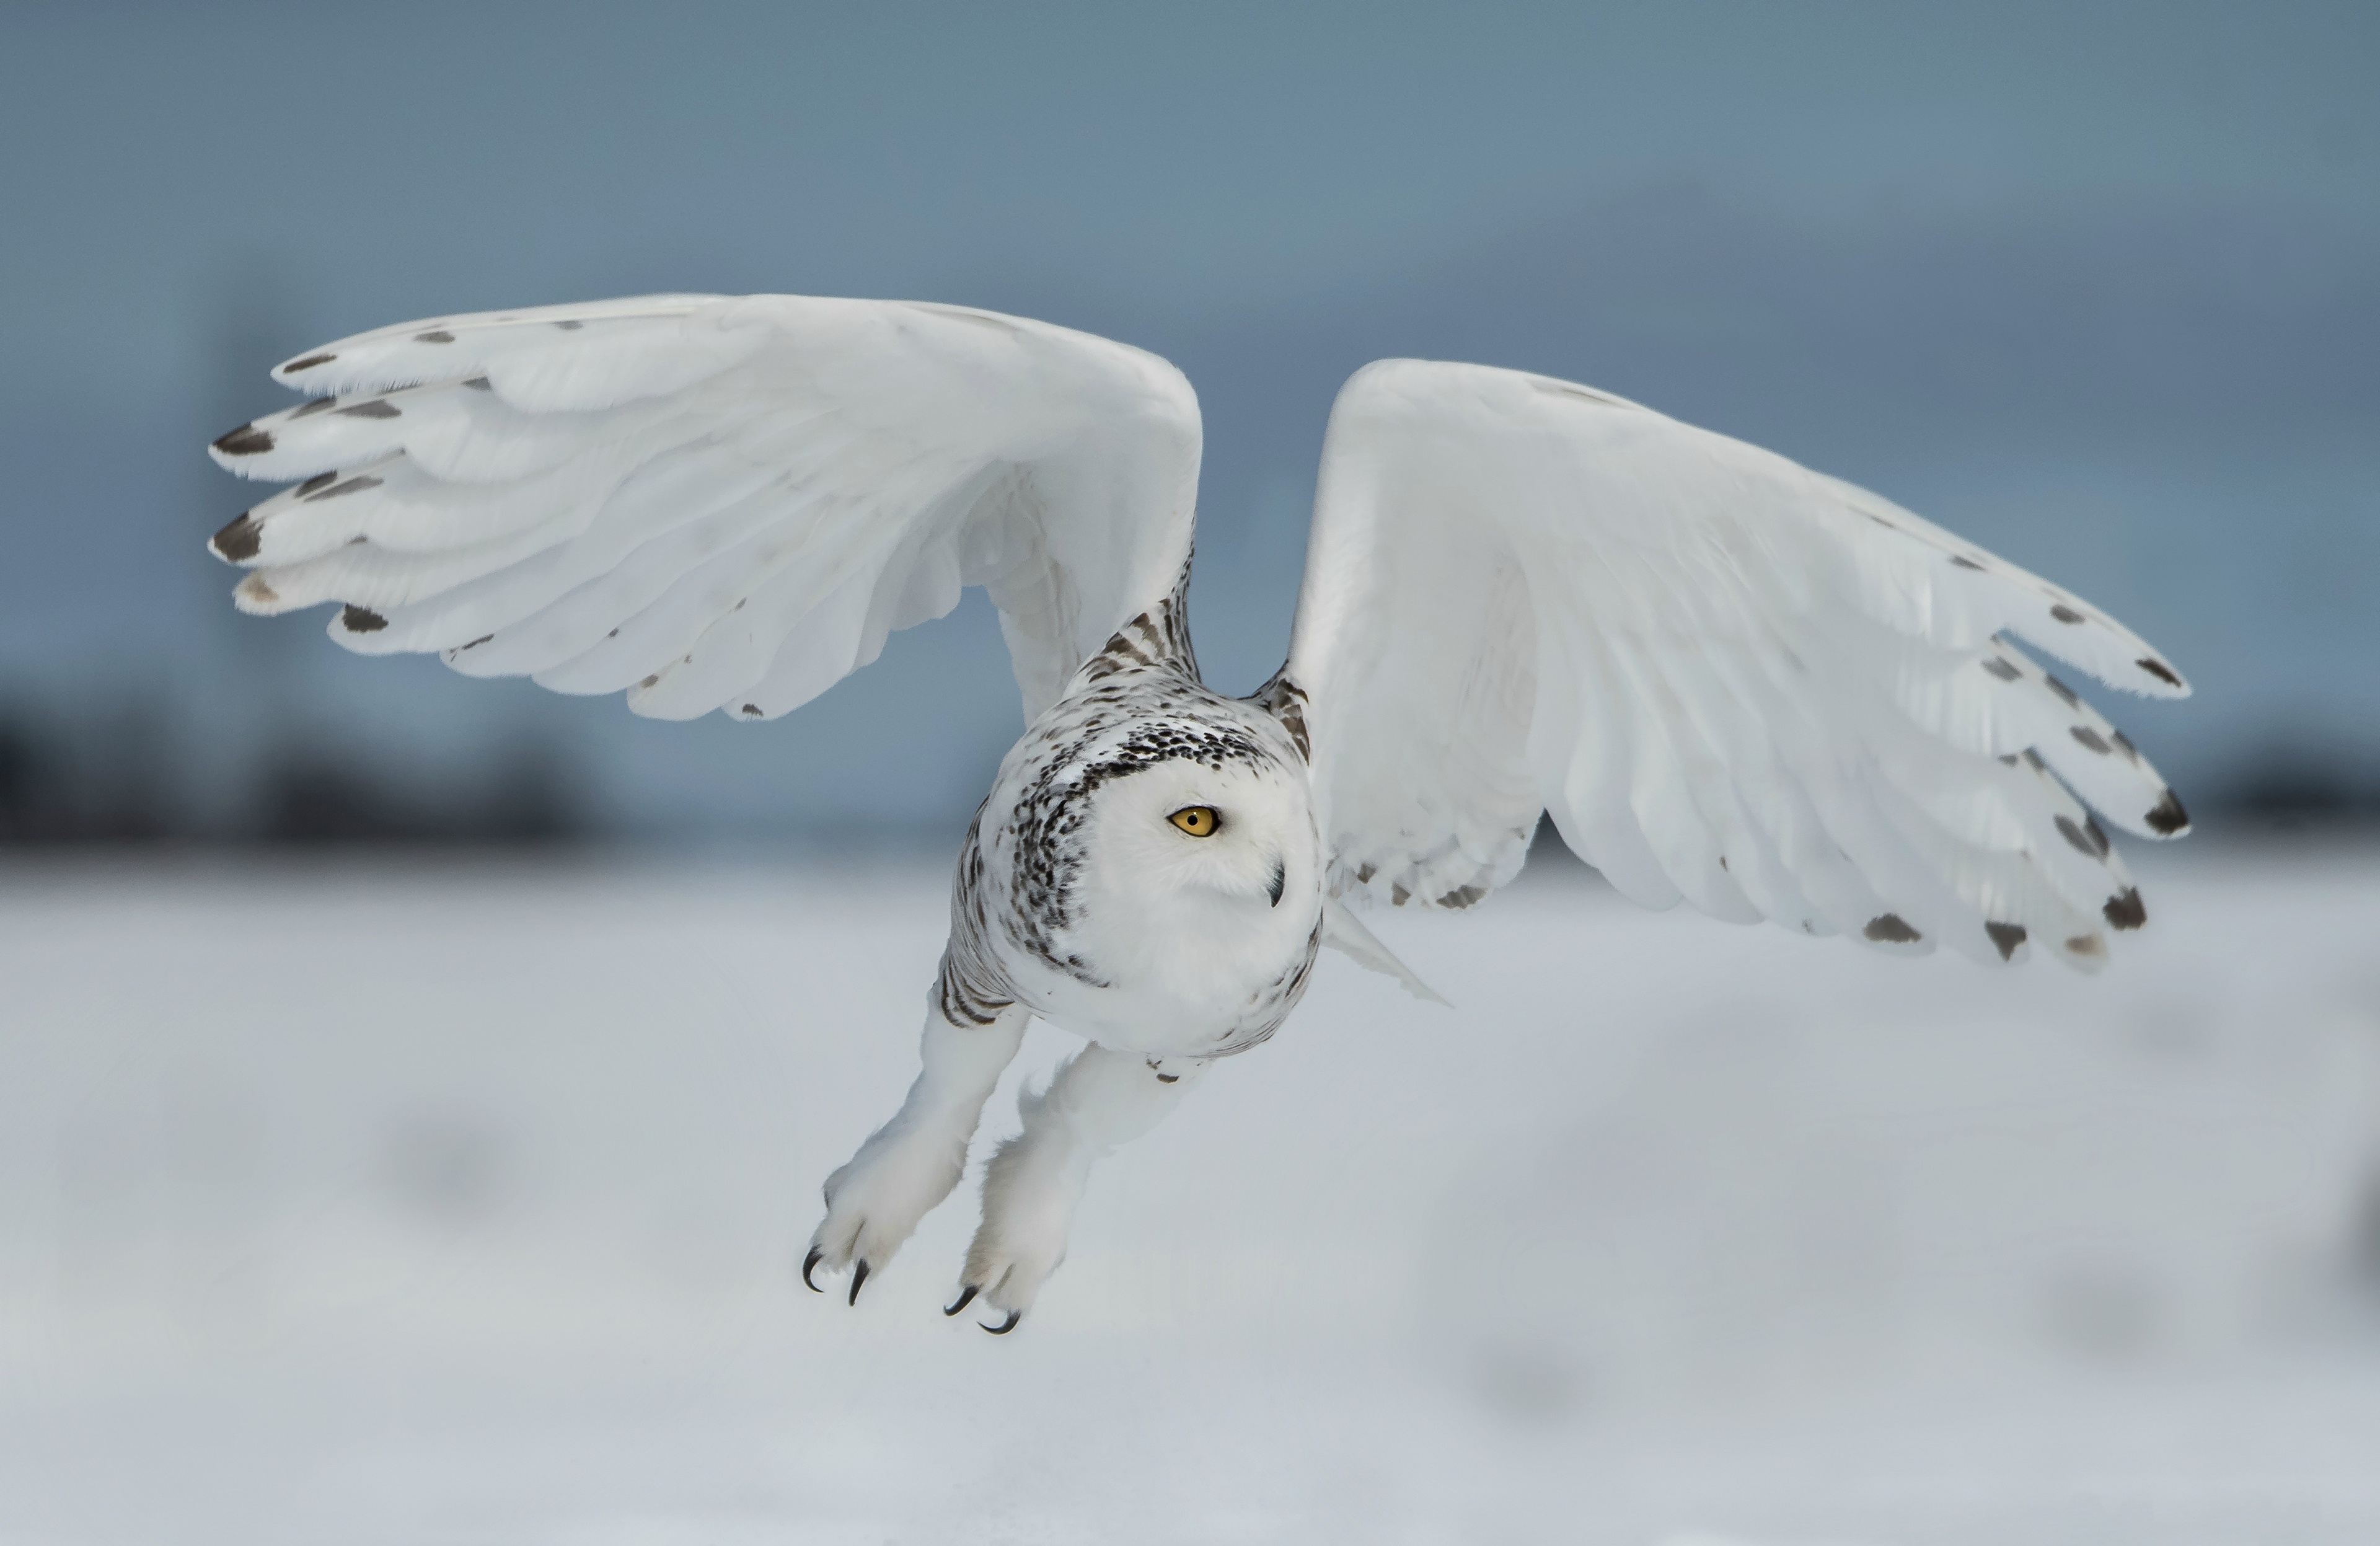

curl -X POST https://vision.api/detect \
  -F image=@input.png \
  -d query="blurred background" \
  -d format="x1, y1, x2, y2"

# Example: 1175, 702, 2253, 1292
5, 0, 2378, 841
2, 3, 2377, 1542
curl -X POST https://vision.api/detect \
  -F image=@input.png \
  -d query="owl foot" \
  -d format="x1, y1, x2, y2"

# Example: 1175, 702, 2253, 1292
944, 1040, 1210, 1331
804, 1120, 971, 1303
950, 1127, 1086, 1328
803, 1007, 1031, 1308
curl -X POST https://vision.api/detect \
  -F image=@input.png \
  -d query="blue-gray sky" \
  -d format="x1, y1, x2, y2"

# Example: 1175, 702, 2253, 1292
3, 1, 2374, 836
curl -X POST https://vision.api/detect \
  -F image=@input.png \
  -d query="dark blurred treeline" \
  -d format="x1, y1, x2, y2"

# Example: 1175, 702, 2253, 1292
2, 690, 2371, 849
0, 699, 579, 847
2221, 741, 2380, 832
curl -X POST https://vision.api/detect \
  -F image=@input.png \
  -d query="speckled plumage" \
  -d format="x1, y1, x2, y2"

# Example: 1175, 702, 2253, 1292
941, 568, 1324, 1058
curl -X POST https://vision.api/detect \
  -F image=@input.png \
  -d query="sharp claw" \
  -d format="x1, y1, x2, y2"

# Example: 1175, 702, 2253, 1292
981, 1310, 1022, 1335
801, 1247, 824, 1293
944, 1285, 979, 1317
847, 1259, 870, 1306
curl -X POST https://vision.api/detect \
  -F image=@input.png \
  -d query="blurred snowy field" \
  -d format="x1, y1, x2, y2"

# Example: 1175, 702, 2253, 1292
1, 845, 2377, 1545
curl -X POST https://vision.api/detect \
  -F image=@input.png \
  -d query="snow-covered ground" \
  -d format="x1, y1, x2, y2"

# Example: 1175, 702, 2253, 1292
2, 845, 2376, 1545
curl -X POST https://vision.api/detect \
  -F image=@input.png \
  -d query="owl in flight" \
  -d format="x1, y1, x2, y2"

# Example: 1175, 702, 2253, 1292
205, 295, 2190, 1332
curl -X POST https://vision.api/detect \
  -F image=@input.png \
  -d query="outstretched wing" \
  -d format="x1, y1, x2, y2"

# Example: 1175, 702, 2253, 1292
206, 295, 1200, 722
1280, 360, 2192, 970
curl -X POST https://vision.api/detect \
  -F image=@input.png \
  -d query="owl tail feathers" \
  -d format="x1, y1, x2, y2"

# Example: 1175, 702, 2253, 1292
1321, 896, 1450, 1007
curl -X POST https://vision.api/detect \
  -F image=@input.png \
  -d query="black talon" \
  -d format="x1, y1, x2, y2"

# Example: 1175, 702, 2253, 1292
801, 1247, 824, 1293
981, 1310, 1022, 1335
847, 1259, 870, 1306
944, 1285, 979, 1317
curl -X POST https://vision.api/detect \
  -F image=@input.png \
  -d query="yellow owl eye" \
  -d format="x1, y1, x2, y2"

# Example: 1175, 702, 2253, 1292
1168, 805, 1219, 837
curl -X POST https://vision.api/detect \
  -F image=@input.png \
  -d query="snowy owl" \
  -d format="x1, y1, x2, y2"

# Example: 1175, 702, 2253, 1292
204, 294, 2191, 1332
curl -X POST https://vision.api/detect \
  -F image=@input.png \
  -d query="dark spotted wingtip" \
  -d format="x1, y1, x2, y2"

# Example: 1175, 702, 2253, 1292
2136, 656, 2184, 690
278, 352, 337, 375
2102, 888, 2148, 931
1984, 921, 2028, 961
2144, 789, 2190, 837
413, 329, 456, 344
1864, 913, 1922, 944
210, 513, 263, 563
338, 604, 388, 634
211, 423, 274, 457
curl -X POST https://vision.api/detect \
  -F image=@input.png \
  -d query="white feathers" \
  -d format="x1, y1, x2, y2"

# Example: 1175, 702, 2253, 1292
1284, 358, 2190, 971
211, 295, 1201, 723
266, 294, 749, 407
1321, 895, 1449, 1004
206, 298, 2192, 973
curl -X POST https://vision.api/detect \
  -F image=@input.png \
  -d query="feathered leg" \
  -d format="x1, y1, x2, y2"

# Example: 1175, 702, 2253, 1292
804, 1000, 1029, 1304
951, 1042, 1210, 1332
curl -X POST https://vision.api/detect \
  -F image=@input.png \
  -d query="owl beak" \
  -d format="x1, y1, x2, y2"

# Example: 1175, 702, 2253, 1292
1266, 857, 1285, 908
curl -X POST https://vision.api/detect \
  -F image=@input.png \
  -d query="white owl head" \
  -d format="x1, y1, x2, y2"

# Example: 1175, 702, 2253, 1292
1084, 753, 1312, 919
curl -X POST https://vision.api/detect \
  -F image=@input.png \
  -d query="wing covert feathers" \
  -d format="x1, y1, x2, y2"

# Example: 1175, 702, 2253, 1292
208, 294, 1202, 724
1285, 358, 2190, 971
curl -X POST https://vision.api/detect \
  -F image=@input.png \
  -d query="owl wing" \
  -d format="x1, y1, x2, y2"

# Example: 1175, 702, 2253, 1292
206, 294, 1201, 723
1279, 359, 2192, 970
